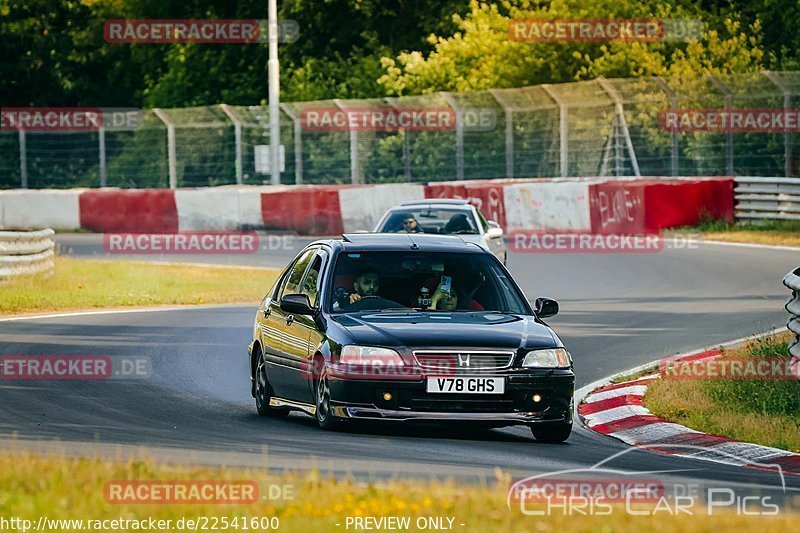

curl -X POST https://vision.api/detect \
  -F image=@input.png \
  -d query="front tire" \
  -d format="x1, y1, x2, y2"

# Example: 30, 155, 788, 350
530, 422, 572, 443
254, 348, 289, 418
315, 365, 342, 430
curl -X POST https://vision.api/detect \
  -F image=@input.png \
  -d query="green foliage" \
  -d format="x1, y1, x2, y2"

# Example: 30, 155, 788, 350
379, 0, 766, 95
703, 337, 799, 417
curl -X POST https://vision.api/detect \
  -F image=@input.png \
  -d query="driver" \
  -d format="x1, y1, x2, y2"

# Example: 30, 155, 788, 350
335, 268, 380, 308
401, 214, 423, 233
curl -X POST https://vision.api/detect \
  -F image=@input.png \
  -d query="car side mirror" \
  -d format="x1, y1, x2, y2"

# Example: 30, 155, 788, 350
534, 297, 559, 318
486, 221, 503, 239
280, 293, 315, 315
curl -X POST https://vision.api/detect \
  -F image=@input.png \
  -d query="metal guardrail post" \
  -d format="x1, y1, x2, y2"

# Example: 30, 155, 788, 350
542, 84, 568, 177
783, 266, 800, 378
219, 104, 244, 185
0, 228, 55, 278
153, 108, 178, 189
764, 71, 794, 178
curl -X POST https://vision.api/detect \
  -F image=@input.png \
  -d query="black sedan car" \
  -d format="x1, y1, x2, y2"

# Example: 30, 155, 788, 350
248, 233, 574, 442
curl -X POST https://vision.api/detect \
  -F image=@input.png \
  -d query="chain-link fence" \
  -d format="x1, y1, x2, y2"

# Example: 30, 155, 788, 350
2, 71, 798, 189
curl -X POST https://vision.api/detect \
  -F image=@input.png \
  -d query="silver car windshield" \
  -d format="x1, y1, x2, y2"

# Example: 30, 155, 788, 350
378, 208, 479, 235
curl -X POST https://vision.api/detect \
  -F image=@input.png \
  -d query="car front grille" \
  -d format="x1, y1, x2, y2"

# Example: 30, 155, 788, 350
412, 350, 515, 371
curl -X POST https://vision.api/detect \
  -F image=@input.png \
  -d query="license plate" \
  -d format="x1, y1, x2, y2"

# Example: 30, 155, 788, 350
426, 377, 504, 394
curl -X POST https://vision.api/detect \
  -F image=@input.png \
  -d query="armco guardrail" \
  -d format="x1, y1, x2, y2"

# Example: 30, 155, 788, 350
785, 267, 800, 378
0, 228, 55, 278
735, 177, 800, 222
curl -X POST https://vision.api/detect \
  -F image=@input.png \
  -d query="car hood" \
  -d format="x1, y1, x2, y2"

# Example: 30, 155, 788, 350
331, 311, 556, 350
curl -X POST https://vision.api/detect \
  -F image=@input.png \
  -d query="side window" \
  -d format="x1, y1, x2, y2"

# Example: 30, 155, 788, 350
280, 249, 316, 298
476, 209, 489, 232
301, 254, 324, 306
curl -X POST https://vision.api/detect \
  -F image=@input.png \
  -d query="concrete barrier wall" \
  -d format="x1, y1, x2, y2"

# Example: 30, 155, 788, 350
339, 183, 425, 232
0, 189, 83, 230
0, 178, 735, 235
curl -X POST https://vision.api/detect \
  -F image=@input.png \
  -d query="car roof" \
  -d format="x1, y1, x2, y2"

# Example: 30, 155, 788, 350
310, 233, 488, 254
399, 199, 471, 207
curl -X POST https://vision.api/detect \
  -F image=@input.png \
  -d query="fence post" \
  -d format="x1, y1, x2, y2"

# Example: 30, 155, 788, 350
153, 108, 177, 189
654, 78, 679, 177
710, 76, 734, 176
98, 126, 107, 187
440, 92, 464, 180
385, 98, 412, 181
19, 129, 28, 188
489, 89, 514, 179
219, 104, 244, 185
333, 99, 361, 184
542, 85, 568, 177
598, 77, 641, 177
279, 104, 303, 184
764, 71, 793, 178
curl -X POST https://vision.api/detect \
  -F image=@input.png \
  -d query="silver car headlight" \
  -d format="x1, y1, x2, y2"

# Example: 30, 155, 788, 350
521, 348, 571, 368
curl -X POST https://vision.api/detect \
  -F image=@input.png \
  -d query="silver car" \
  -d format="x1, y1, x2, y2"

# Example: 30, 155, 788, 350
373, 199, 507, 264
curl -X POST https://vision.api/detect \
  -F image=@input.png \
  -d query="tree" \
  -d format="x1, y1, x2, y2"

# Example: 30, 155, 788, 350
379, 0, 766, 95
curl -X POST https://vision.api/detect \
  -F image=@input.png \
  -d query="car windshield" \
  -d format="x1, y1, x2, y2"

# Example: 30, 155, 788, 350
377, 208, 479, 235
328, 251, 528, 314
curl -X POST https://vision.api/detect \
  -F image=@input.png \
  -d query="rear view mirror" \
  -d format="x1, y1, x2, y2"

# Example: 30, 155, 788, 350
534, 297, 559, 318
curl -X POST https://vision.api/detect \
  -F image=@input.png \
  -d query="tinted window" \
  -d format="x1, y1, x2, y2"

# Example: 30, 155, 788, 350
281, 249, 316, 297
301, 254, 324, 305
328, 251, 528, 314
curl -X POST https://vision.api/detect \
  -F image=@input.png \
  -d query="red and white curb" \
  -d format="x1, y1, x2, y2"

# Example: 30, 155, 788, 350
575, 329, 800, 476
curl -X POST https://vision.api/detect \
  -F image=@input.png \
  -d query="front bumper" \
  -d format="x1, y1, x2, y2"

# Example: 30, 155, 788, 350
328, 369, 574, 426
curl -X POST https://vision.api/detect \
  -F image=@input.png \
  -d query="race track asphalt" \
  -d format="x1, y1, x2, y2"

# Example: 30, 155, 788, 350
1, 235, 798, 493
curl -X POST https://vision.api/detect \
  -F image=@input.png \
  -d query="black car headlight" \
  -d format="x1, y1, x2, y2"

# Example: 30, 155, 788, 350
521, 348, 571, 368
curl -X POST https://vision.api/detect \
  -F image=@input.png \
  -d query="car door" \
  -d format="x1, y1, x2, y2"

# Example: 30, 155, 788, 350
281, 248, 328, 403
262, 248, 316, 399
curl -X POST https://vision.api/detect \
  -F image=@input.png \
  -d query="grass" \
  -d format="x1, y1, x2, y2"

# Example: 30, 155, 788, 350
0, 257, 279, 315
674, 219, 800, 247
1, 452, 798, 532
644, 333, 800, 453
